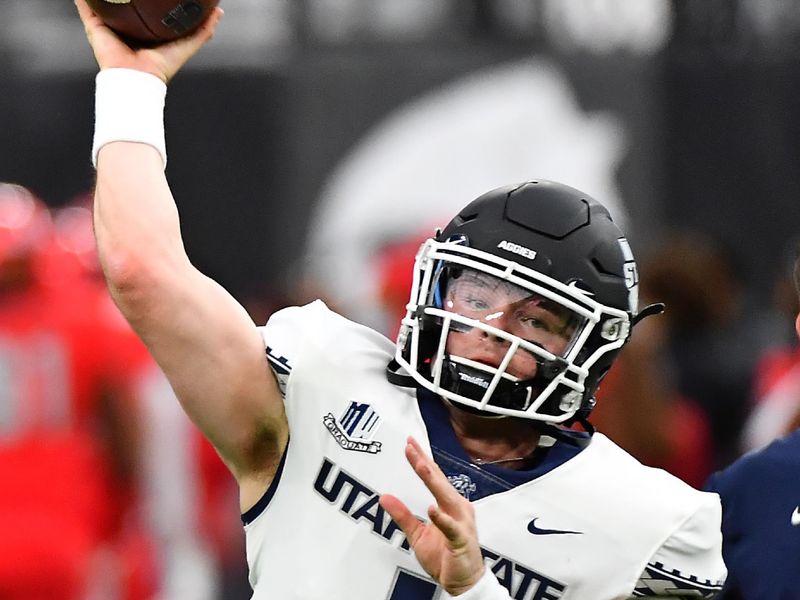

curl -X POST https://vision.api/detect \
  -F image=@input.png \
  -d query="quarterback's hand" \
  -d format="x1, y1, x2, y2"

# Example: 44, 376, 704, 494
75, 0, 223, 83
379, 437, 485, 596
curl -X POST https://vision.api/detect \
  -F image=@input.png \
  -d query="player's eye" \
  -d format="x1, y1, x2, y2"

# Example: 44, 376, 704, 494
518, 315, 548, 330
514, 308, 575, 341
462, 295, 490, 311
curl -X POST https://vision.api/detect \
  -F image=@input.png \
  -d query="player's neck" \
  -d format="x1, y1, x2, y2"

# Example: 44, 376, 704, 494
443, 402, 541, 470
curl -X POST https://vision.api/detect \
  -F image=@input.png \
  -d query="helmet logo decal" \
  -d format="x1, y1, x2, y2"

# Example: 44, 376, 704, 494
617, 237, 639, 312
496, 240, 537, 260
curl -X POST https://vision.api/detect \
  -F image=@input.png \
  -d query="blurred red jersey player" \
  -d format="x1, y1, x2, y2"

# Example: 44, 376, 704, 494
0, 184, 155, 600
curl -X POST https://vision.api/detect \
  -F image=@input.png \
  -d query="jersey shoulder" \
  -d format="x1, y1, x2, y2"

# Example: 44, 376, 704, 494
263, 300, 394, 354
259, 300, 397, 395
589, 433, 716, 504
586, 435, 726, 596
585, 434, 724, 552
539, 433, 723, 549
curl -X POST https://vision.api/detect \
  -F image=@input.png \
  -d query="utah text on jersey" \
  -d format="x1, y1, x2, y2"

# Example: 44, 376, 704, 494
314, 457, 567, 599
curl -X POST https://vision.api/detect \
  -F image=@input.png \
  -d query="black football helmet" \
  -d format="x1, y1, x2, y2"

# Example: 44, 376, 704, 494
391, 180, 657, 424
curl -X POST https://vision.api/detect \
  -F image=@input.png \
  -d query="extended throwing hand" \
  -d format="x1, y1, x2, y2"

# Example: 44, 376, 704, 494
379, 436, 485, 596
75, 0, 223, 82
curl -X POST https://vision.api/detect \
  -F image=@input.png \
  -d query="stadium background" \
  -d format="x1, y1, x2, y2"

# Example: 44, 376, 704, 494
2, 1, 800, 598
2, 0, 799, 302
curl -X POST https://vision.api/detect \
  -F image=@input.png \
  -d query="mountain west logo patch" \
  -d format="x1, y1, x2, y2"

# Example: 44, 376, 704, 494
324, 401, 383, 454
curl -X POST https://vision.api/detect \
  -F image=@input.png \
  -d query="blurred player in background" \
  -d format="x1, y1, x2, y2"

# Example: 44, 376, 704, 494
739, 243, 800, 454
135, 364, 231, 600
641, 232, 787, 470
53, 195, 233, 600
590, 294, 714, 490
76, 3, 726, 598
0, 183, 156, 600
703, 249, 800, 599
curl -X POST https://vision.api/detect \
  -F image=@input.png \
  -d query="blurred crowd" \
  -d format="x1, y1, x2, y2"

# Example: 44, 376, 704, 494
0, 183, 247, 600
2, 175, 798, 598
592, 231, 800, 486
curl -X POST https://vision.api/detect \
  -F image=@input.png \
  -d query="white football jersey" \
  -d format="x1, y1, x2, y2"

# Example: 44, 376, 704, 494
245, 301, 725, 600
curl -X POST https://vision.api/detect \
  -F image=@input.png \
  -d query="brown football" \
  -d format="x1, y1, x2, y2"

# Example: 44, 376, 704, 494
85, 0, 220, 45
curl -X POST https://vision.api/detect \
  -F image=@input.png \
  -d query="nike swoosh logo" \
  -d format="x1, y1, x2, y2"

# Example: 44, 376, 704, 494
527, 517, 582, 536
791, 507, 800, 527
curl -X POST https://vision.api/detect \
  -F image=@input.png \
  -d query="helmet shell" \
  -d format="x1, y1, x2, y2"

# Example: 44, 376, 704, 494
437, 180, 636, 314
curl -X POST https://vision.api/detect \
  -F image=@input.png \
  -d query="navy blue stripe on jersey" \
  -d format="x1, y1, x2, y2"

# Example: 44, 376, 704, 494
241, 439, 289, 526
632, 561, 723, 598
266, 346, 292, 375
416, 389, 588, 497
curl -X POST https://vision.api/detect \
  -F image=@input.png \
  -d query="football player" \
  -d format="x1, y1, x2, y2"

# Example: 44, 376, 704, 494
0, 183, 156, 600
76, 2, 726, 598
703, 251, 800, 599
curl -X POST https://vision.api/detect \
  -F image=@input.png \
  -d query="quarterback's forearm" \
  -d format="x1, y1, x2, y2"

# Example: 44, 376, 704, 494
94, 141, 188, 302
91, 66, 189, 307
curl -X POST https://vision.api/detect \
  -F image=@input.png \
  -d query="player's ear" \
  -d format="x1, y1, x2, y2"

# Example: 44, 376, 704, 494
795, 312, 800, 340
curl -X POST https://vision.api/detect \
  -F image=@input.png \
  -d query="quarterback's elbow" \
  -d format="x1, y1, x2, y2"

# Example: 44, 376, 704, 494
99, 241, 184, 321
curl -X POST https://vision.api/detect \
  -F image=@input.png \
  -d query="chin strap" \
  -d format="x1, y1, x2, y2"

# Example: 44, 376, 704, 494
570, 414, 596, 436
386, 358, 418, 388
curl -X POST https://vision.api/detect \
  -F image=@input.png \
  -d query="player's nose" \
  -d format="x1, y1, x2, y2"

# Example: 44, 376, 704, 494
472, 336, 509, 365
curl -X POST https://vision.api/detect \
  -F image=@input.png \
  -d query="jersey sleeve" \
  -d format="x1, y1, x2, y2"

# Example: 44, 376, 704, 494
258, 303, 316, 398
631, 493, 726, 598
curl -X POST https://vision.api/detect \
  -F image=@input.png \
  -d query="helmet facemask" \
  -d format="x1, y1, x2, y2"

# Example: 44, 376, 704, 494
395, 238, 632, 423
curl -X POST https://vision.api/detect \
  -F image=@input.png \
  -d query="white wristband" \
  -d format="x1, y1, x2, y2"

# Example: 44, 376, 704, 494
92, 68, 168, 169
441, 569, 510, 599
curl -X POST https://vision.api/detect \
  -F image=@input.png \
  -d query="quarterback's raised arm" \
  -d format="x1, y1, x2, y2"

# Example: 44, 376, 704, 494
76, 0, 287, 504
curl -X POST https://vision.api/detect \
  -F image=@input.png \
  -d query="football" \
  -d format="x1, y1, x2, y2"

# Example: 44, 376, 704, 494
85, 0, 220, 45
